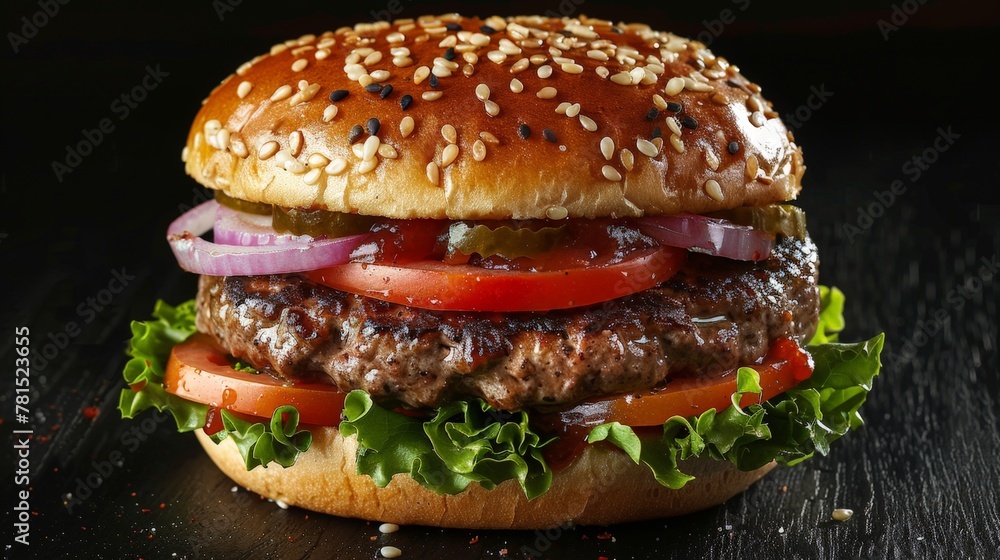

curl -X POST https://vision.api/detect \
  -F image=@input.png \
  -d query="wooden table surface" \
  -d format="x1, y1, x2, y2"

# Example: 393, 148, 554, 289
3, 2, 998, 558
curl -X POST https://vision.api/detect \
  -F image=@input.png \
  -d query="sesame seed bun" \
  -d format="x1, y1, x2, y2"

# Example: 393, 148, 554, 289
183, 14, 804, 220
195, 427, 776, 529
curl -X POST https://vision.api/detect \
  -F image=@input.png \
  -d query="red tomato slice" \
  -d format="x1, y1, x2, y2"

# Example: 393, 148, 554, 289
304, 246, 686, 312
542, 337, 814, 430
163, 334, 345, 427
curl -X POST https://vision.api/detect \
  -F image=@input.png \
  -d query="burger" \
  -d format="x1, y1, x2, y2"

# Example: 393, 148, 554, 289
118, 14, 884, 529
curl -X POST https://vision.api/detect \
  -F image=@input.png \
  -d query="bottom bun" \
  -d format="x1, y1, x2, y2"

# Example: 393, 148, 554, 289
195, 427, 775, 529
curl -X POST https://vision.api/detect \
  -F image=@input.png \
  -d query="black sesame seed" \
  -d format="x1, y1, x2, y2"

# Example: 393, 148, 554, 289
688, 58, 705, 71
329, 89, 349, 102
349, 124, 364, 144
651, 127, 662, 139
665, 102, 683, 113
365, 83, 383, 93
727, 141, 740, 154
558, 29, 574, 37
366, 117, 381, 136
445, 22, 462, 31
542, 128, 557, 143
480, 25, 496, 34
444, 47, 455, 61
429, 74, 439, 88
518, 123, 531, 139
680, 115, 699, 130
645, 107, 660, 121
611, 26, 624, 34
400, 94, 413, 110
726, 79, 742, 89
379, 84, 393, 99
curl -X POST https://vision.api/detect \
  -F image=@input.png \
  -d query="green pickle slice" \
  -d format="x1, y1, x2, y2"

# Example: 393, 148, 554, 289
272, 207, 376, 237
710, 204, 807, 239
447, 222, 567, 260
214, 191, 271, 215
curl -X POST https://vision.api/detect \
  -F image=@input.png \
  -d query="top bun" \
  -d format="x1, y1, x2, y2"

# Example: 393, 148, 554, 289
183, 14, 804, 220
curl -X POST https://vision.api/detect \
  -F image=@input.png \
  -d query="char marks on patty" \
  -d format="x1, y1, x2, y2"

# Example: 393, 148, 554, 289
195, 237, 820, 410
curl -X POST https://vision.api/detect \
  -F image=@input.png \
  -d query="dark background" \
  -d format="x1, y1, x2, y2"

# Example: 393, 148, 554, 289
2, 1, 998, 559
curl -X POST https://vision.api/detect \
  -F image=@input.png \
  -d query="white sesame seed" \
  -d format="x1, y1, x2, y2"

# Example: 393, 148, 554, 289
400, 116, 415, 138
636, 138, 659, 158
487, 50, 507, 64
413, 66, 430, 84
351, 144, 364, 159
509, 78, 524, 93
345, 53, 361, 65
289, 83, 320, 106
426, 161, 440, 186
666, 116, 682, 137
441, 124, 457, 144
258, 141, 278, 160
292, 58, 308, 72
602, 165, 622, 182
180, 146, 189, 162
441, 143, 459, 167
289, 131, 303, 157
363, 51, 383, 66
215, 128, 230, 151
434, 57, 459, 71
344, 63, 366, 81
537, 64, 553, 79
386, 32, 405, 44
610, 72, 632, 86
629, 68, 646, 85
545, 206, 568, 220
325, 157, 347, 175
270, 85, 292, 102
651, 94, 667, 111
600, 137, 614, 160
565, 103, 581, 118
422, 91, 443, 101
705, 149, 720, 171
358, 157, 377, 174
587, 49, 609, 61
832, 509, 854, 522
307, 153, 329, 168
620, 148, 634, 171
270, 43, 288, 56
746, 154, 759, 180
284, 158, 306, 174
379, 523, 400, 534
704, 179, 724, 201
438, 34, 457, 48
529, 54, 547, 65
363, 136, 380, 161
561, 62, 584, 74
370, 69, 390, 82
479, 131, 499, 144
647, 64, 665, 75
669, 133, 684, 153
509, 58, 530, 74
390, 47, 410, 57
555, 102, 571, 115
475, 83, 491, 102
579, 115, 597, 132
380, 546, 402, 559
472, 139, 487, 161
750, 111, 766, 127
378, 144, 398, 159
237, 81, 253, 99
303, 167, 322, 185
537, 87, 557, 99
664, 77, 685, 96
322, 105, 338, 123
499, 38, 521, 55
552, 56, 574, 65
469, 33, 490, 47
484, 100, 500, 117
392, 56, 413, 67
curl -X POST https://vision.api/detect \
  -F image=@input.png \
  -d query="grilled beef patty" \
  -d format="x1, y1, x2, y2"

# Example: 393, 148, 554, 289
195, 237, 820, 410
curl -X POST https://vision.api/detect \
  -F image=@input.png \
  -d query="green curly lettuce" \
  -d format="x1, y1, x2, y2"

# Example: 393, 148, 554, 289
117, 299, 311, 469
588, 285, 884, 489
340, 391, 555, 499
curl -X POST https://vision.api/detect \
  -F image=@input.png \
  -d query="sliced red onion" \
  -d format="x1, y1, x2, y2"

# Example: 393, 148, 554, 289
636, 214, 772, 262
213, 204, 313, 246
167, 200, 367, 276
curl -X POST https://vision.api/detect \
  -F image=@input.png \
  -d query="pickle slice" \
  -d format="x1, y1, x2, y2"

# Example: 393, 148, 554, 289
710, 204, 807, 239
214, 191, 272, 215
447, 222, 567, 260
272, 206, 376, 237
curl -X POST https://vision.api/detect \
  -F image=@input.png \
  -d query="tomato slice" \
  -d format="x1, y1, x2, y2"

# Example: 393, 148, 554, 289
163, 334, 345, 426
304, 245, 686, 312
540, 337, 814, 430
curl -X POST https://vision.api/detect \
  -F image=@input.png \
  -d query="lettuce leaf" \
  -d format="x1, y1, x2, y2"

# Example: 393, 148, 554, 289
340, 391, 554, 499
117, 299, 311, 469
588, 285, 884, 488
